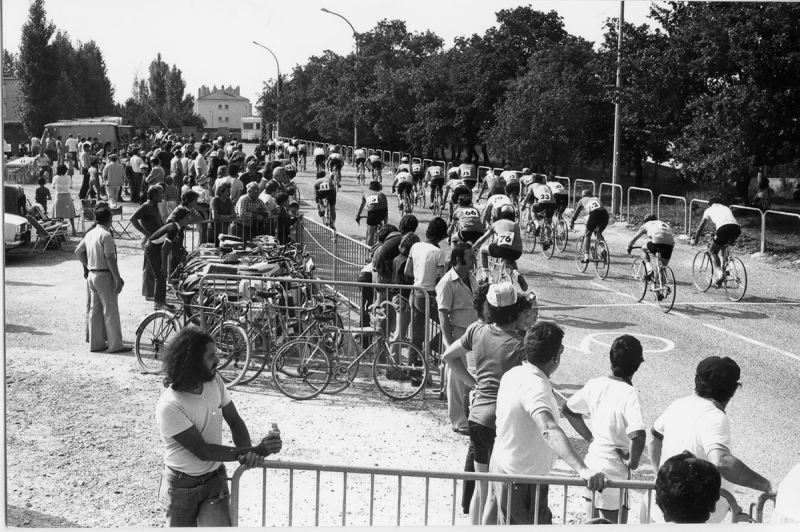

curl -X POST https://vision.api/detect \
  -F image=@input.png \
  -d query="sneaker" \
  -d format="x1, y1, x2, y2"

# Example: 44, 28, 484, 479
542, 242, 550, 251
534, 227, 540, 237
581, 256, 591, 263
644, 272, 653, 282
154, 302, 177, 311
656, 292, 665, 301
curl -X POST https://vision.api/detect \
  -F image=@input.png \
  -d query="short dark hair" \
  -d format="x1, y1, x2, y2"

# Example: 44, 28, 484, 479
265, 180, 279, 194
399, 232, 419, 255
216, 182, 232, 197
524, 321, 565, 365
37, 177, 46, 186
376, 224, 398, 244
399, 214, 418, 234
369, 180, 382, 191
426, 217, 448, 242
695, 374, 740, 403
56, 164, 67, 175
181, 189, 199, 206
229, 163, 239, 176
643, 214, 658, 223
147, 184, 163, 199
656, 451, 721, 523
609, 335, 644, 379
161, 326, 215, 392
275, 192, 289, 205
473, 280, 491, 322
94, 204, 113, 225
708, 197, 720, 206
450, 242, 472, 266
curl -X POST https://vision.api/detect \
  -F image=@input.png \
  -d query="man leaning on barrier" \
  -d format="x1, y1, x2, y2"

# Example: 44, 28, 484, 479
484, 321, 606, 525
156, 327, 283, 527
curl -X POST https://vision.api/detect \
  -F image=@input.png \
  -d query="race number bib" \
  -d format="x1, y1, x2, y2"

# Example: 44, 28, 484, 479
588, 201, 600, 211
461, 169, 472, 177
461, 208, 479, 217
537, 190, 551, 201
319, 182, 330, 191
452, 180, 465, 189
549, 182, 564, 192
522, 176, 534, 186
367, 195, 379, 205
412, 164, 422, 173
288, 147, 297, 153
497, 232, 514, 247
430, 168, 442, 177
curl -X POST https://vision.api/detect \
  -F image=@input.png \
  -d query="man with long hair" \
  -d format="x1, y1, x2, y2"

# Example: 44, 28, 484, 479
155, 327, 283, 526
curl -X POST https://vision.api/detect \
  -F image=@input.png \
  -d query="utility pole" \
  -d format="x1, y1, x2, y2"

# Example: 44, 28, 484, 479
611, 1, 624, 216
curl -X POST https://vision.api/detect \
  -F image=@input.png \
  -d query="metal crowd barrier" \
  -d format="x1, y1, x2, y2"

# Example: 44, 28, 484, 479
228, 460, 656, 527
656, 194, 688, 234
599, 183, 624, 217
573, 179, 596, 206
762, 209, 800, 254
627, 187, 654, 222
477, 166, 491, 188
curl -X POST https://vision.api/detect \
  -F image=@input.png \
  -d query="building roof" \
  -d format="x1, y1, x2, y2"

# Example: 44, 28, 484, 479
197, 89, 250, 102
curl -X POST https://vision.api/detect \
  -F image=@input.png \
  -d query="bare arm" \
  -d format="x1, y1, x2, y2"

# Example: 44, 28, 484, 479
627, 227, 646, 250
472, 225, 494, 250
623, 431, 647, 471
439, 309, 455, 347
561, 404, 593, 443
707, 448, 775, 495
441, 339, 477, 389
356, 197, 366, 218
648, 427, 663, 470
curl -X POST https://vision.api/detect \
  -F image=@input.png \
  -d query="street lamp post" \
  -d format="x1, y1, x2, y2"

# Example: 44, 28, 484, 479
321, 7, 359, 149
253, 41, 281, 139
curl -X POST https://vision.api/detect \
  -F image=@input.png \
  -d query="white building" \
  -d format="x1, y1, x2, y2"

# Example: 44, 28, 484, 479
240, 116, 263, 141
194, 85, 252, 130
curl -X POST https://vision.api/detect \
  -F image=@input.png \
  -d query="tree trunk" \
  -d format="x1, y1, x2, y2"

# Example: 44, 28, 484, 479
481, 143, 490, 167
634, 156, 644, 188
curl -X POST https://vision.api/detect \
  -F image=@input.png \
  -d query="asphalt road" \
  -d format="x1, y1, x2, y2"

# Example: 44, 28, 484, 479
284, 157, 800, 505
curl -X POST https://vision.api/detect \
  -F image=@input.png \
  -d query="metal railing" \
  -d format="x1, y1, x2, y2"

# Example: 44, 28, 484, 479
599, 183, 624, 218
477, 166, 491, 188
572, 179, 596, 207
762, 209, 800, 254
228, 460, 656, 527
627, 187, 654, 223
656, 194, 688, 234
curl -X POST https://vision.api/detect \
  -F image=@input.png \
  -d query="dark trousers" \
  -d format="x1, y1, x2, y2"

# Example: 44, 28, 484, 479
142, 251, 156, 299
411, 290, 439, 358
144, 243, 166, 305
79, 168, 92, 199
130, 172, 143, 203
158, 466, 230, 527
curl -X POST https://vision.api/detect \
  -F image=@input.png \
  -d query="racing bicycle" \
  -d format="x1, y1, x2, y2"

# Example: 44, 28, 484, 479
691, 236, 747, 302
356, 160, 367, 186
628, 245, 676, 313
399, 188, 414, 214
573, 222, 610, 280
413, 180, 426, 209
523, 216, 555, 258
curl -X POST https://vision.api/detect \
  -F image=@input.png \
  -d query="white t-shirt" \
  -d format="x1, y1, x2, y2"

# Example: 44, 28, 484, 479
566, 376, 645, 465
155, 374, 232, 475
406, 242, 446, 291
650, 393, 734, 523
314, 147, 325, 157
492, 362, 559, 476
546, 180, 566, 195
642, 220, 674, 246
53, 174, 73, 194
65, 137, 79, 152
703, 204, 738, 228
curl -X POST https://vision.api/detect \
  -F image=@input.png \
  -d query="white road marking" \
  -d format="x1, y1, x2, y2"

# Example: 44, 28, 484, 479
702, 323, 800, 362
565, 332, 675, 354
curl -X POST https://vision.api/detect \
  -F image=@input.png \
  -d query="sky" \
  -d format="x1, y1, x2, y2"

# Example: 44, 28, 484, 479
2, 0, 661, 110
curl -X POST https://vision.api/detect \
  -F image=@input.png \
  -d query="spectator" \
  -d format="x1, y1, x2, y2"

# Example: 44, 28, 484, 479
404, 217, 449, 375
274, 192, 301, 245
160, 175, 180, 221
88, 159, 102, 201
35, 150, 52, 182
233, 182, 269, 241
75, 204, 130, 353
392, 231, 420, 351
562, 335, 646, 524
170, 149, 184, 182
436, 242, 479, 434
78, 142, 93, 199
240, 160, 260, 188
655, 451, 721, 524
646, 356, 777, 523
181, 176, 192, 197
146, 156, 166, 186
52, 164, 77, 235
102, 154, 126, 209
65, 133, 79, 159
209, 182, 236, 245
258, 180, 280, 216
228, 164, 245, 204
128, 150, 145, 203
442, 282, 536, 524
145, 208, 193, 311
30, 135, 41, 156
485, 322, 606, 525
212, 166, 232, 196
34, 176, 52, 214
155, 327, 282, 526
56, 135, 65, 165
194, 145, 209, 185
208, 149, 226, 189
130, 185, 165, 302
751, 176, 773, 212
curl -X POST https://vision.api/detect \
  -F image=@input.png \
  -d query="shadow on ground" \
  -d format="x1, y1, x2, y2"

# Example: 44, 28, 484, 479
7, 504, 83, 527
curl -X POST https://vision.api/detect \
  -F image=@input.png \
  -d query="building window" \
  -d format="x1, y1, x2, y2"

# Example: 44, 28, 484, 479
224, 104, 229, 109
243, 123, 253, 130
218, 104, 222, 109
255, 123, 261, 130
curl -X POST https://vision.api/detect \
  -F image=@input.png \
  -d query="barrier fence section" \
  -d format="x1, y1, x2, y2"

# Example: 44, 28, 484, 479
627, 187, 654, 223
730, 205, 766, 253
477, 166, 491, 188
656, 194, 688, 235
599, 183, 623, 218
572, 179, 596, 207
228, 460, 656, 527
763, 209, 800, 254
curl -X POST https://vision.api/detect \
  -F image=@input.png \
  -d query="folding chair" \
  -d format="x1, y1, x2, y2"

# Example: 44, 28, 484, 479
78, 199, 96, 234
26, 215, 71, 253
110, 206, 133, 239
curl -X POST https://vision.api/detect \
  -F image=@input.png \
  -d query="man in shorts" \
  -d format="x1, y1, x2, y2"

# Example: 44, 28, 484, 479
426, 162, 445, 207
459, 158, 477, 190
356, 180, 389, 246
313, 146, 326, 172
692, 198, 741, 286
392, 169, 414, 211
286, 143, 298, 169
562, 335, 646, 524
266, 139, 277, 161
396, 156, 411, 175
354, 147, 367, 176
502, 167, 521, 203
313, 170, 337, 229
627, 214, 675, 291
482, 185, 512, 226
327, 149, 344, 187
410, 159, 425, 191
545, 174, 569, 214
297, 142, 307, 168
369, 153, 383, 181
473, 204, 528, 291
571, 189, 609, 263
477, 171, 500, 203
520, 168, 535, 199
523, 177, 557, 240
449, 194, 485, 244
442, 169, 472, 220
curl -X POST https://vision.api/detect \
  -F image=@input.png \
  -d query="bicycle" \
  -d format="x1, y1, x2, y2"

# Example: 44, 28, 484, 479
356, 161, 367, 186
270, 301, 429, 401
299, 153, 307, 172
719, 490, 775, 524
413, 180, 426, 209
356, 215, 384, 247
487, 256, 513, 284
522, 215, 555, 258
400, 189, 414, 214
628, 246, 676, 313
691, 236, 747, 302
553, 210, 569, 253
573, 223, 610, 280
431, 187, 443, 217
318, 198, 333, 229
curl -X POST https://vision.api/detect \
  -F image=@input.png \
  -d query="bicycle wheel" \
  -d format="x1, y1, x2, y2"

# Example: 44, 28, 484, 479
238, 325, 270, 385
692, 251, 714, 292
724, 258, 747, 302
433, 192, 443, 217
372, 340, 428, 401
656, 266, 677, 313
594, 240, 610, 280
211, 321, 251, 388
629, 260, 648, 302
523, 221, 537, 254
134, 311, 178, 374
404, 193, 413, 214
574, 237, 589, 273
555, 219, 569, 252
271, 338, 332, 400
322, 330, 366, 395
542, 224, 555, 259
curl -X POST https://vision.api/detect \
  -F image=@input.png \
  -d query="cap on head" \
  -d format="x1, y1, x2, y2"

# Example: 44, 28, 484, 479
401, 156, 409, 163
581, 189, 593, 197
696, 356, 740, 389
487, 282, 522, 308
246, 181, 260, 191
522, 168, 531, 174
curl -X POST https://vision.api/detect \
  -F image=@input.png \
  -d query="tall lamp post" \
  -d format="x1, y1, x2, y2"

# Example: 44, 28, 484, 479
253, 41, 281, 139
611, 2, 624, 216
321, 7, 359, 149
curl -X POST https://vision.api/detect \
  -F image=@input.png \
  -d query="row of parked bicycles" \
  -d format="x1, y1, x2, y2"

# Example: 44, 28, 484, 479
133, 232, 441, 401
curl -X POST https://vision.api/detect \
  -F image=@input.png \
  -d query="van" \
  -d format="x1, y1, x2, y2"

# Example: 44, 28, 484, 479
45, 117, 133, 153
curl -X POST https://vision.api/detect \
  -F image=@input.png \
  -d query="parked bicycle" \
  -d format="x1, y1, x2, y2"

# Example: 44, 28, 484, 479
628, 245, 676, 313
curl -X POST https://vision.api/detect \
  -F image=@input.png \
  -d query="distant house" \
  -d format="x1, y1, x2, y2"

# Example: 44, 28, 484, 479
194, 85, 252, 131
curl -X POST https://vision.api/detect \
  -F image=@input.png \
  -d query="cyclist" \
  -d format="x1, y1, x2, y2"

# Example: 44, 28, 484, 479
392, 169, 414, 212
473, 204, 528, 291
523, 177, 557, 240
503, 167, 521, 205
327, 148, 344, 188
546, 174, 569, 216
459, 158, 478, 190
692, 198, 741, 287
410, 159, 425, 197
267, 139, 277, 161
627, 214, 675, 289
356, 180, 389, 246
297, 141, 307, 170
482, 185, 512, 226
571, 189, 610, 264
426, 162, 445, 208
520, 168, 535, 199
442, 168, 472, 220
449, 194, 485, 245
369, 153, 383, 181
396, 156, 411, 175
313, 170, 337, 229
354, 147, 367, 179
286, 143, 298, 169
477, 171, 500, 203
313, 145, 326, 172
282, 140, 291, 159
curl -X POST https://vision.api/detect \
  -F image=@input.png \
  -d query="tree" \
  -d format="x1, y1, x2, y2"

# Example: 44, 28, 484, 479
3, 49, 17, 77
17, 0, 58, 136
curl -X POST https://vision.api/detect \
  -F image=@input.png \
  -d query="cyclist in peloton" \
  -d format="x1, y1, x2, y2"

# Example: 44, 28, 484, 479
392, 169, 415, 211
482, 185, 512, 226
692, 198, 741, 287
473, 204, 528, 291
327, 148, 344, 188
459, 158, 478, 190
571, 189, 610, 263
477, 170, 500, 203
627, 214, 675, 289
356, 180, 389, 246
520, 168, 535, 199
448, 194, 485, 245
426, 162, 445, 208
286, 143, 298, 169
369, 153, 383, 181
442, 168, 473, 220
546, 174, 569, 216
503, 167, 521, 205
523, 176, 557, 239
267, 139, 277, 161
410, 159, 425, 194
297, 141, 307, 168
354, 147, 367, 176
313, 170, 337, 229
396, 156, 411, 175
313, 145, 326, 172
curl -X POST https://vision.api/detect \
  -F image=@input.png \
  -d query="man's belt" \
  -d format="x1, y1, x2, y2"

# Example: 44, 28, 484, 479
89, 269, 110, 272
167, 466, 222, 483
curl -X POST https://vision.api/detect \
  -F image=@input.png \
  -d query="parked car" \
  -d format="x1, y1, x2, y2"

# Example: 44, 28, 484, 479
4, 183, 30, 251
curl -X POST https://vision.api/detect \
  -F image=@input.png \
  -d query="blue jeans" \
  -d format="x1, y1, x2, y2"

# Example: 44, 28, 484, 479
158, 466, 231, 527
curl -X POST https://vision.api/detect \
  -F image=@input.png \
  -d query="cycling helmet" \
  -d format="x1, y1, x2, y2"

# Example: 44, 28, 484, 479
447, 167, 459, 178
458, 194, 471, 206
522, 167, 531, 174
316, 170, 326, 178
401, 156, 409, 163
499, 204, 516, 220
581, 188, 593, 197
